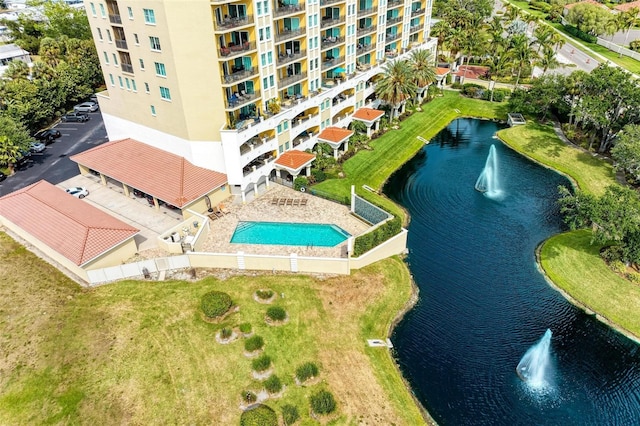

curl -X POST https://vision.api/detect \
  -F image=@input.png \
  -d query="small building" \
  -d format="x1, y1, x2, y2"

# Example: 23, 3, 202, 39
317, 127, 354, 159
0, 43, 31, 76
0, 180, 139, 282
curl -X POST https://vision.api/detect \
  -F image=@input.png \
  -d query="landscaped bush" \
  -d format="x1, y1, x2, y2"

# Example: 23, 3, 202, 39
264, 375, 283, 394
353, 215, 402, 257
295, 362, 319, 382
311, 169, 327, 183
239, 322, 252, 334
601, 245, 624, 263
244, 335, 265, 352
529, 1, 550, 12
282, 404, 300, 425
460, 83, 485, 99
201, 291, 233, 319
630, 40, 640, 52
294, 176, 308, 191
240, 404, 277, 426
450, 82, 462, 89
252, 354, 272, 372
241, 390, 257, 404
310, 390, 337, 415
481, 88, 510, 102
609, 260, 627, 275
266, 306, 287, 322
256, 289, 274, 300
220, 327, 233, 339
564, 25, 597, 44
627, 271, 640, 283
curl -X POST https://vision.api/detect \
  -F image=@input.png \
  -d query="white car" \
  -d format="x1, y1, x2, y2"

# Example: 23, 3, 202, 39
73, 102, 99, 113
66, 187, 89, 199
30, 141, 46, 153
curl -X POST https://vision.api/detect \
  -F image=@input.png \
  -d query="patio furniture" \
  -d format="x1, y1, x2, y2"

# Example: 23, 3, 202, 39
285, 198, 293, 205
300, 198, 308, 206
271, 197, 279, 205
208, 212, 220, 221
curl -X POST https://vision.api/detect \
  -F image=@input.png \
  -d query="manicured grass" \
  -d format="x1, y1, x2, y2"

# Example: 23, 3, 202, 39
0, 232, 424, 425
498, 122, 616, 196
315, 91, 508, 219
540, 230, 640, 339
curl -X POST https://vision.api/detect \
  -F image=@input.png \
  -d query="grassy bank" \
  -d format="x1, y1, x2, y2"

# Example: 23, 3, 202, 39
0, 232, 424, 424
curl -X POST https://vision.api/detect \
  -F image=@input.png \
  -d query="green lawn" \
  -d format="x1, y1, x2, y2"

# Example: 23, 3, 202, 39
498, 122, 617, 196
0, 232, 425, 425
540, 230, 640, 339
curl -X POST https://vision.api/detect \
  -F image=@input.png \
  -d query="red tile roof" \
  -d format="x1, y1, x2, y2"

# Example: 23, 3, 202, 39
453, 65, 489, 80
275, 150, 316, 170
436, 67, 450, 76
70, 139, 227, 208
352, 107, 385, 122
317, 127, 354, 143
0, 180, 138, 266
615, 0, 640, 12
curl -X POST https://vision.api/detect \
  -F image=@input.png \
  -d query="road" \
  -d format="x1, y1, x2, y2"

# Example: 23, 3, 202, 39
0, 112, 108, 196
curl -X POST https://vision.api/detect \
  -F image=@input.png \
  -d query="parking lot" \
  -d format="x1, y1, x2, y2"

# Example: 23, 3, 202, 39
0, 110, 108, 196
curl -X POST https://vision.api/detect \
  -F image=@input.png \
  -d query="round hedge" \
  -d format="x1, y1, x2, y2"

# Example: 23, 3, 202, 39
282, 404, 299, 425
241, 390, 257, 404
264, 375, 282, 394
266, 306, 287, 322
310, 390, 336, 415
244, 335, 264, 352
239, 322, 252, 334
200, 291, 232, 319
295, 362, 319, 382
240, 404, 277, 426
252, 354, 272, 372
220, 327, 233, 339
256, 289, 274, 300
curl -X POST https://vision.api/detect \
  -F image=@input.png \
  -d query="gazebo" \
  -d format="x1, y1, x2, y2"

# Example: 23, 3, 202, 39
317, 127, 354, 159
274, 150, 316, 182
352, 107, 385, 137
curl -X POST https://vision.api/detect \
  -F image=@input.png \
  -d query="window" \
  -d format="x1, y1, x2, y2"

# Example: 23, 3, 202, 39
154, 62, 166, 76
151, 105, 156, 116
112, 53, 118, 65
109, 74, 114, 85
261, 53, 266, 66
279, 145, 284, 153
285, 141, 290, 149
267, 51, 272, 64
277, 123, 282, 133
106, 29, 112, 42
284, 121, 289, 130
134, 33, 139, 44
143, 9, 156, 24
159, 86, 171, 100
96, 28, 102, 40
149, 36, 161, 51
90, 3, 96, 16
125, 78, 131, 90
132, 80, 137, 91
263, 77, 268, 88
263, 1, 269, 14
127, 7, 133, 19
118, 76, 123, 88
266, 27, 271, 40
99, 4, 106, 17
145, 82, 150, 93
103, 51, 109, 63
139, 58, 145, 69
269, 75, 274, 86
257, 2, 262, 16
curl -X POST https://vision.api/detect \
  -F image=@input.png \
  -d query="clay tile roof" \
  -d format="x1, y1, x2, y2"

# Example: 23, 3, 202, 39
565, 0, 602, 9
275, 150, 316, 170
0, 180, 138, 266
615, 0, 640, 12
70, 139, 227, 208
436, 67, 450, 76
317, 127, 354, 143
352, 108, 385, 122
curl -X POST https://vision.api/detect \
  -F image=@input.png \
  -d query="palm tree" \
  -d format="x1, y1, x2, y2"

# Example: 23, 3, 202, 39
3, 60, 30, 80
549, 31, 565, 53
484, 52, 511, 102
38, 37, 62, 68
430, 20, 451, 63
460, 28, 485, 84
537, 45, 560, 75
30, 62, 56, 81
504, 4, 521, 22
0, 135, 24, 176
444, 27, 466, 68
508, 33, 538, 89
409, 49, 436, 103
375, 59, 417, 119
619, 8, 639, 54
534, 25, 553, 53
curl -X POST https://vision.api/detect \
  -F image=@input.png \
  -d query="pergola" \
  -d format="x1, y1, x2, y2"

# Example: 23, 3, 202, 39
317, 127, 354, 159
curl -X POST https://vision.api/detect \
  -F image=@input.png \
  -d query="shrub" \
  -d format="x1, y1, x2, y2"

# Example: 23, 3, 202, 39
353, 215, 402, 256
266, 306, 287, 322
564, 25, 597, 44
252, 354, 272, 372
450, 81, 462, 89
245, 335, 264, 352
311, 169, 326, 183
310, 390, 336, 415
220, 327, 233, 339
239, 322, 252, 334
240, 404, 277, 426
282, 404, 300, 425
294, 176, 308, 191
256, 289, 274, 300
610, 260, 627, 275
241, 390, 257, 403
295, 362, 319, 382
460, 83, 484, 99
264, 375, 283, 394
631, 40, 640, 52
601, 245, 624, 263
201, 291, 233, 319
627, 271, 640, 283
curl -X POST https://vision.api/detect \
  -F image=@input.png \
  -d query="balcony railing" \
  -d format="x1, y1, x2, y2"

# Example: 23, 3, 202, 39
356, 43, 375, 54
274, 2, 305, 17
411, 8, 425, 16
115, 39, 128, 49
321, 16, 345, 29
321, 55, 344, 71
277, 49, 306, 66
276, 27, 305, 42
219, 41, 256, 58
214, 15, 254, 31
410, 24, 422, 33
321, 36, 344, 48
388, 0, 402, 7
291, 113, 318, 128
279, 72, 307, 87
357, 7, 376, 16
121, 63, 134, 74
109, 14, 122, 24
387, 16, 402, 26
385, 33, 400, 42
225, 90, 261, 110
357, 26, 375, 36
222, 67, 257, 84
320, 0, 345, 5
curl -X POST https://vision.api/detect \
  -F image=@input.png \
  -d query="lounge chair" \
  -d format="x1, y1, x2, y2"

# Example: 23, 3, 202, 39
271, 198, 279, 205
300, 199, 308, 206
219, 203, 231, 214
292, 199, 301, 206
278, 198, 286, 206
208, 213, 219, 221
285, 198, 293, 206
214, 206, 227, 216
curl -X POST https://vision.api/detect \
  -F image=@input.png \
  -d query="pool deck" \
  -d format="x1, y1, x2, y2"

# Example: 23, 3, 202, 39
140, 184, 370, 259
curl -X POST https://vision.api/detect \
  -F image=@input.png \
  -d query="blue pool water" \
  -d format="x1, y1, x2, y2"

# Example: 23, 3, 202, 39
230, 221, 351, 247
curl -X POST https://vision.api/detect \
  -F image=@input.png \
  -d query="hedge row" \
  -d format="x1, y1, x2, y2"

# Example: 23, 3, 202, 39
564, 25, 597, 44
352, 215, 402, 257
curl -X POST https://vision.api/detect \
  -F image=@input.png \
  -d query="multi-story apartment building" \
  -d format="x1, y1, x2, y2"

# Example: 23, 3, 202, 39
83, 0, 435, 201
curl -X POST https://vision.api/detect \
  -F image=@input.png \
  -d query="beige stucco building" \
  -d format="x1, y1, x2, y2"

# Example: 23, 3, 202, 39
83, 0, 436, 201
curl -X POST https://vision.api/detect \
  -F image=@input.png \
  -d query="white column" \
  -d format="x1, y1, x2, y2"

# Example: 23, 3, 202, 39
366, 124, 371, 137
241, 189, 246, 203
344, 140, 349, 152
333, 148, 338, 159
305, 165, 311, 176
253, 182, 258, 196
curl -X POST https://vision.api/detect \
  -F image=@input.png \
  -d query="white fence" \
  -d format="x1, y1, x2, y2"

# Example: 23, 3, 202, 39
596, 38, 640, 62
86, 255, 190, 285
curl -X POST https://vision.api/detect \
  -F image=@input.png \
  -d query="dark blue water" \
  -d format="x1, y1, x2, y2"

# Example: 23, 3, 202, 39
386, 119, 640, 425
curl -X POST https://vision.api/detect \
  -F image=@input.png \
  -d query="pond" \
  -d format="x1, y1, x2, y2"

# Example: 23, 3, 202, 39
385, 118, 640, 425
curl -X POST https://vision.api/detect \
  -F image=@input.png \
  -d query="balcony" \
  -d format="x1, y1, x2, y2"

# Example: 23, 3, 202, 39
279, 72, 307, 88
357, 26, 375, 37
412, 8, 425, 16
410, 24, 422, 33
109, 14, 122, 24
388, 0, 402, 7
222, 67, 257, 84
321, 16, 345, 29
356, 43, 375, 55
219, 42, 256, 59
121, 63, 134, 74
321, 55, 344, 71
357, 7, 376, 16
281, 94, 307, 109
243, 154, 276, 177
387, 16, 402, 26
386, 33, 400, 42
274, 2, 305, 17
320, 0, 344, 5
276, 27, 305, 43
214, 15, 254, 31
291, 113, 318, 129
115, 39, 128, 49
225, 90, 261, 110
321, 36, 344, 49
277, 49, 306, 66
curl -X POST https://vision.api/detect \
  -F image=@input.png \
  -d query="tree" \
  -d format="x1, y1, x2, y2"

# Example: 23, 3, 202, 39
375, 60, 417, 119
430, 20, 451, 63
3, 60, 30, 80
618, 8, 639, 50
409, 49, 436, 103
484, 53, 511, 102
611, 124, 640, 183
460, 28, 485, 84
511, 74, 565, 121
537, 45, 561, 76
507, 33, 538, 88
567, 3, 615, 36
30, 0, 92, 40
0, 116, 32, 175
444, 27, 466, 66
534, 25, 553, 54
0, 13, 43, 53
38, 37, 62, 67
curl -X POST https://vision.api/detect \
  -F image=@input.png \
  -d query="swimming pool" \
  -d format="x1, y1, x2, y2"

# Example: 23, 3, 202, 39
230, 221, 351, 247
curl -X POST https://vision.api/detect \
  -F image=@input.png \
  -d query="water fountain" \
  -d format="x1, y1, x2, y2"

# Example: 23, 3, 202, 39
475, 145, 501, 198
516, 329, 553, 388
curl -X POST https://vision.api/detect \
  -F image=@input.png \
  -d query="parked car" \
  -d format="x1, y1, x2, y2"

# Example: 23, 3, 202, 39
0, 171, 6, 182
61, 112, 90, 122
34, 129, 61, 144
65, 187, 89, 199
30, 141, 46, 153
73, 101, 99, 113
